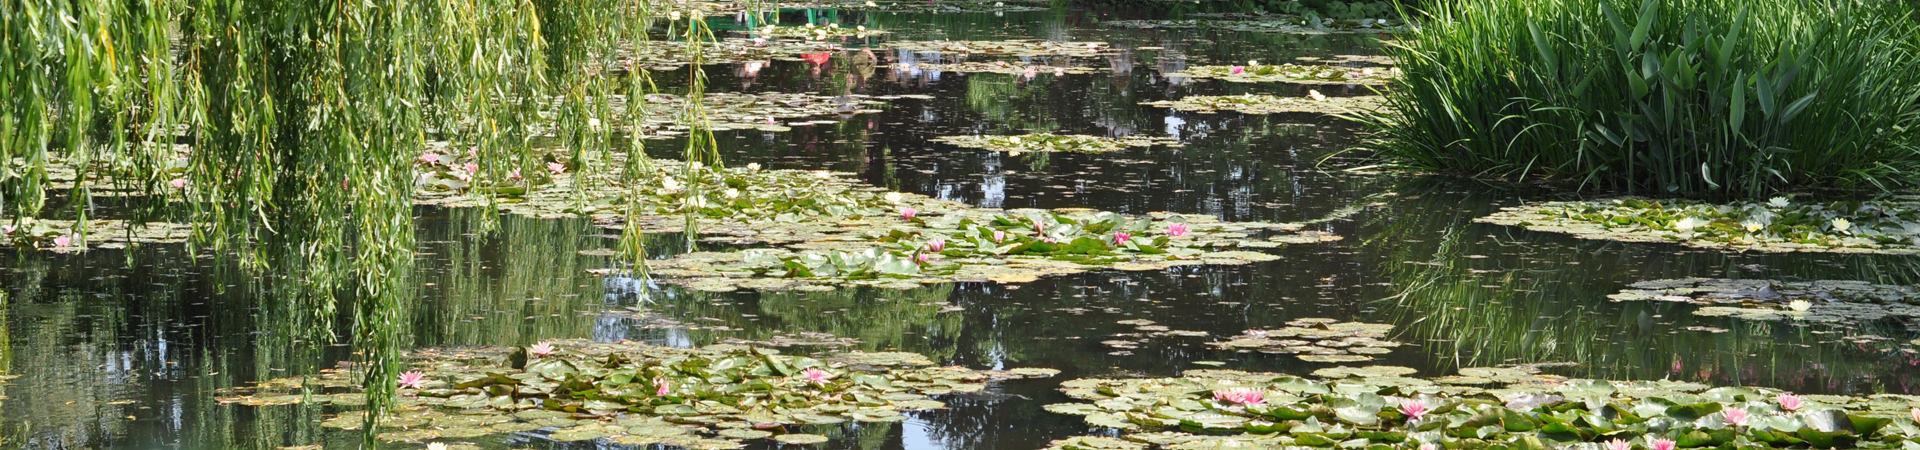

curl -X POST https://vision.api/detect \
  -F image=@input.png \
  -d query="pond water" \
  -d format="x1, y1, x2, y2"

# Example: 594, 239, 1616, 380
7, 7, 1920, 450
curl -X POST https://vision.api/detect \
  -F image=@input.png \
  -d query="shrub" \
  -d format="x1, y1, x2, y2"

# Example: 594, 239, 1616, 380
1358, 0, 1920, 197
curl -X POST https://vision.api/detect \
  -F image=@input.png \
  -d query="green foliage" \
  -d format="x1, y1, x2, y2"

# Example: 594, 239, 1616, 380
1359, 0, 1920, 196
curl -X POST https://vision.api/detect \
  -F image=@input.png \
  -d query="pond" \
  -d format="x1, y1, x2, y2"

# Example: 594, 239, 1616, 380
6, 7, 1920, 450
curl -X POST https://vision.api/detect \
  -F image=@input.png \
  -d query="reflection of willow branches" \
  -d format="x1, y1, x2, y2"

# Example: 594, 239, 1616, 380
964, 74, 1056, 132
411, 209, 615, 347
5, 281, 134, 447
1367, 182, 1920, 394
656, 285, 963, 359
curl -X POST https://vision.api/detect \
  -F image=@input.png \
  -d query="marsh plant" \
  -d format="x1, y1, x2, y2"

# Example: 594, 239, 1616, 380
1361, 0, 1920, 196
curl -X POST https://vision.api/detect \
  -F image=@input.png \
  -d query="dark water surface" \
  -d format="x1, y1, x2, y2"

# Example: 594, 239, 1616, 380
7, 8, 1920, 450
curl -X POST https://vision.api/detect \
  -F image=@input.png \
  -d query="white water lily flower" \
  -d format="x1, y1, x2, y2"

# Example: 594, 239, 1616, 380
865, 1, 876, 5
994, 1, 1004, 5
1768, 196, 1790, 208
686, 196, 708, 208
1307, 90, 1328, 102
1832, 218, 1852, 232
1788, 299, 1812, 312
805, 22, 816, 28
1009, 136, 1023, 144
428, 443, 449, 450
1674, 217, 1702, 232
1247, 59, 1258, 66
813, 170, 833, 179
688, 161, 704, 170
747, 162, 762, 171
661, 177, 682, 192
724, 188, 740, 199
857, 25, 867, 31
669, 11, 681, 20
885, 192, 904, 203
829, 23, 839, 28
1742, 221, 1764, 232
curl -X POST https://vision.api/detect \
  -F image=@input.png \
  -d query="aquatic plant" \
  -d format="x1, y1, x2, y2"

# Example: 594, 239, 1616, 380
1359, 0, 1920, 196
1478, 198, 1920, 255
1209, 318, 1400, 362
1169, 63, 1395, 85
1046, 367, 1920, 449
1142, 94, 1385, 116
1608, 277, 1920, 325
216, 340, 1057, 446
933, 133, 1182, 155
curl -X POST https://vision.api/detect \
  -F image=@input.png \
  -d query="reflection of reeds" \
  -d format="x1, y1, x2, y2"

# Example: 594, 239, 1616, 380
1366, 184, 1920, 394
655, 284, 965, 360
411, 209, 618, 347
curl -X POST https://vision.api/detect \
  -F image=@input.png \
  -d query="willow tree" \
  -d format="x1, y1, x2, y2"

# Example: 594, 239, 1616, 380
1, 0, 664, 441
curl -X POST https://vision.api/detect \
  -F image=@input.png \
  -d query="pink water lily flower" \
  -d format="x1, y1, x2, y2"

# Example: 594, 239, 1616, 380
528, 342, 555, 357
1602, 439, 1630, 450
1418, 444, 1437, 450
1398, 400, 1429, 421
1212, 387, 1266, 406
1053, 67, 1065, 76
1911, 407, 1920, 424
654, 377, 670, 396
993, 230, 1007, 242
1032, 219, 1046, 233
170, 178, 188, 189
1114, 232, 1132, 245
1, 225, 13, 235
1723, 408, 1750, 426
418, 153, 440, 165
508, 168, 523, 182
53, 235, 73, 248
398, 371, 428, 390
901, 208, 917, 219
799, 367, 833, 385
1167, 223, 1190, 237
926, 238, 946, 253
1777, 393, 1804, 412
1230, 66, 1245, 74
547, 162, 567, 174
914, 253, 932, 263
463, 163, 479, 174
1650, 438, 1676, 450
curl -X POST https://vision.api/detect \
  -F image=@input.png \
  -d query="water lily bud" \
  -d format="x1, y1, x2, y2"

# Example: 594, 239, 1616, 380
746, 163, 762, 171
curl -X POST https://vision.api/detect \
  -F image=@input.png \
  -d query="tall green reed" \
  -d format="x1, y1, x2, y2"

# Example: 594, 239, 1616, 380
1359, 0, 1920, 197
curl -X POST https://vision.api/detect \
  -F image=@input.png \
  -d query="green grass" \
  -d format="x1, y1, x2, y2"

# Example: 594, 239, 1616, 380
1358, 0, 1920, 197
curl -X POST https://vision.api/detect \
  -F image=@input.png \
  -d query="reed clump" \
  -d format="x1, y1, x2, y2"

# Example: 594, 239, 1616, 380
1360, 0, 1920, 197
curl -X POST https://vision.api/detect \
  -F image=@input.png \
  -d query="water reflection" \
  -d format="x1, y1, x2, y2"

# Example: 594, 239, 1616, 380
6, 7, 1919, 450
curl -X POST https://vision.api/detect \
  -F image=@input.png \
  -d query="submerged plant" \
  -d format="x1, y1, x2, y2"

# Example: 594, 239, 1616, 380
1360, 0, 1920, 196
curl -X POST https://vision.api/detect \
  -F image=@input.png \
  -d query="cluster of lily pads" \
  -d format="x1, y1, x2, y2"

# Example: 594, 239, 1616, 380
1476, 197, 1920, 255
888, 39, 1113, 57
215, 340, 1057, 447
0, 217, 196, 252
783, 0, 1051, 12
1043, 366, 1920, 450
1609, 278, 1920, 327
415, 161, 1340, 291
618, 92, 892, 136
1142, 93, 1384, 116
620, 38, 840, 70
756, 23, 884, 41
1169, 63, 1396, 85
1100, 17, 1404, 34
1208, 318, 1400, 363
932, 133, 1181, 155
907, 61, 1100, 76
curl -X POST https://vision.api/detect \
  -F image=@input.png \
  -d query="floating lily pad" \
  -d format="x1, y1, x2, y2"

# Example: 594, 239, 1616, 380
755, 23, 885, 40
1610, 277, 1920, 325
783, 0, 1050, 12
1142, 94, 1384, 116
1208, 318, 1399, 362
1168, 64, 1396, 85
889, 39, 1113, 57
1050, 367, 1920, 449
909, 61, 1101, 76
772, 433, 830, 445
620, 38, 841, 70
1101, 17, 1405, 34
1045, 436, 1149, 450
419, 161, 1337, 291
213, 340, 1037, 447
933, 133, 1181, 155
1477, 197, 1920, 255
0, 217, 197, 252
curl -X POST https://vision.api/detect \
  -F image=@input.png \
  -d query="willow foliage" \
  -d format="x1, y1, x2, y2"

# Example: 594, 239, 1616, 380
1, 0, 665, 439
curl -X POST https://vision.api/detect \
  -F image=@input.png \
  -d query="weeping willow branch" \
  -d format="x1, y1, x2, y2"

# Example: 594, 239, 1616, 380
1, 0, 658, 442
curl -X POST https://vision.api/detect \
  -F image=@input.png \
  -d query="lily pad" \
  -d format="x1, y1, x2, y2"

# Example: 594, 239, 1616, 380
933, 133, 1181, 155
1476, 197, 1920, 255
1168, 63, 1396, 85
1142, 94, 1385, 116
